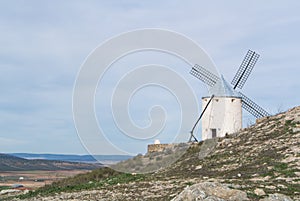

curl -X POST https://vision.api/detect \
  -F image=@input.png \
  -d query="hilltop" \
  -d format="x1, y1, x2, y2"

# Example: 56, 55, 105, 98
0, 154, 102, 171
8, 106, 300, 200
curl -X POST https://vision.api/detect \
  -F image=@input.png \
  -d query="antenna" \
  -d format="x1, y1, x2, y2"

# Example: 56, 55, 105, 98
231, 50, 260, 90
190, 64, 219, 87
239, 92, 270, 118
189, 94, 215, 142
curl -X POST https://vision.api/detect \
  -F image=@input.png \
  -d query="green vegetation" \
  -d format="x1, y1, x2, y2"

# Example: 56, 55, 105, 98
155, 156, 162, 161
284, 120, 297, 127
285, 184, 300, 194
0, 186, 10, 190
273, 162, 297, 177
184, 181, 194, 186
246, 192, 263, 200
16, 168, 146, 199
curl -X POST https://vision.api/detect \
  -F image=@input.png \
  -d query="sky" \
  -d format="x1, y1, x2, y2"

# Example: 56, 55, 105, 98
0, 0, 300, 155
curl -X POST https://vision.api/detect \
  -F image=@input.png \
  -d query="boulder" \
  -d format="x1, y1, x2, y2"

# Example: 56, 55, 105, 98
172, 182, 249, 201
259, 193, 293, 201
254, 188, 266, 196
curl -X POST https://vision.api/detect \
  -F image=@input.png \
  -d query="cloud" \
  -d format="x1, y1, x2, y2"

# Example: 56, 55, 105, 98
0, 0, 299, 154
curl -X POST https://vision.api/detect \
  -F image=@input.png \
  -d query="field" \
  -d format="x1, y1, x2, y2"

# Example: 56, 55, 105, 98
0, 170, 91, 189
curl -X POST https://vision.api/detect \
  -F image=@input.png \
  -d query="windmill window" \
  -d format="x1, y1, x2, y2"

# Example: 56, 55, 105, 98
231, 99, 235, 102
215, 99, 219, 102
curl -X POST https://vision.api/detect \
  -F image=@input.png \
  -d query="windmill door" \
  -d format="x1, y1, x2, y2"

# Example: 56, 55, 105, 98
211, 129, 217, 138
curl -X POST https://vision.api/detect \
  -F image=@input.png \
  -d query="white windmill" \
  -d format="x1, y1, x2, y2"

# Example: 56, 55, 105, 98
189, 50, 270, 142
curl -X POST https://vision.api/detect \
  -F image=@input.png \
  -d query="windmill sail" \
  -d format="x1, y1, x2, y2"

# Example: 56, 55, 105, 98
190, 64, 219, 87
239, 92, 270, 118
231, 50, 260, 90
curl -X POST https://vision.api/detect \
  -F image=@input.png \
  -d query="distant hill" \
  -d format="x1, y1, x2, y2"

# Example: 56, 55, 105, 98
0, 153, 103, 171
10, 153, 133, 164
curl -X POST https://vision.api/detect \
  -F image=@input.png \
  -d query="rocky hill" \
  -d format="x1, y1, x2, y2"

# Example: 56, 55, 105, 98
7, 106, 300, 200
0, 154, 102, 171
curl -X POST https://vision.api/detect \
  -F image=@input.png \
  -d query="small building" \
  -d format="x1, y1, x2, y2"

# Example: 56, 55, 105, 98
154, 139, 160, 144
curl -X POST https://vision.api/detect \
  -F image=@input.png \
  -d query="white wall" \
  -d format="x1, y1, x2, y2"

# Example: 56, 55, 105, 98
201, 97, 242, 140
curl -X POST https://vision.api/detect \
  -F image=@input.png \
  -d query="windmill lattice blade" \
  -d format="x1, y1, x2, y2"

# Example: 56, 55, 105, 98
239, 92, 270, 118
231, 50, 260, 89
190, 64, 219, 87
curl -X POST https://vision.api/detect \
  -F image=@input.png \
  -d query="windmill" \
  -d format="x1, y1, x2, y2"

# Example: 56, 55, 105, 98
189, 50, 270, 141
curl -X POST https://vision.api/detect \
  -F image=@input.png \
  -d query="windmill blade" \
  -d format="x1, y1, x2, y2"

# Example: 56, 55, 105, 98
190, 64, 219, 87
231, 50, 260, 90
239, 92, 270, 118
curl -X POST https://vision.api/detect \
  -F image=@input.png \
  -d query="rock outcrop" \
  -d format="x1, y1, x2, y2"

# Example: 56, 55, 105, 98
172, 182, 249, 201
260, 193, 293, 201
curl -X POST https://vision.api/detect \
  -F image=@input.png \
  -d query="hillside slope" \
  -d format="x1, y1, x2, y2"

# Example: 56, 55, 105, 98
9, 106, 300, 200
0, 154, 102, 171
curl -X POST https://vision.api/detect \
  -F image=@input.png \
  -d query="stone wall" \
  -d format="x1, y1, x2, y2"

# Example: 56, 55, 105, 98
147, 144, 171, 153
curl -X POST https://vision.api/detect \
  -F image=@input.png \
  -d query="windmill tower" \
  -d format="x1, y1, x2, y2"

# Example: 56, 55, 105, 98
189, 50, 270, 141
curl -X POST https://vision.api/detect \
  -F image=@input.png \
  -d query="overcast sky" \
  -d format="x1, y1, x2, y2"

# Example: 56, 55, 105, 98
1, 0, 299, 155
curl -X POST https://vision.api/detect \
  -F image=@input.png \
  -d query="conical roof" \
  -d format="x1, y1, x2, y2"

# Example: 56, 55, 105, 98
207, 75, 241, 98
